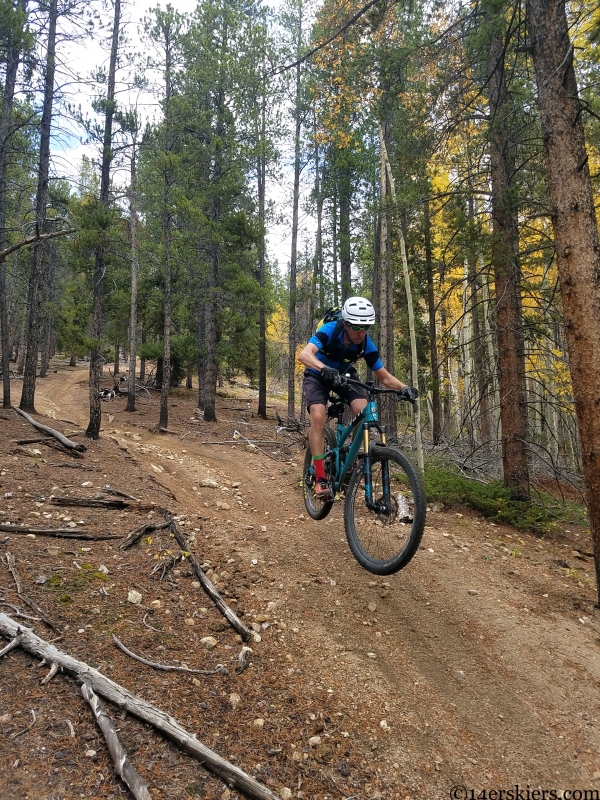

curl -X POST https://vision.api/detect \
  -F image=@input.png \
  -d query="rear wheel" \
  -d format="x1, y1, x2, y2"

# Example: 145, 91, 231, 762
344, 446, 426, 574
303, 426, 336, 520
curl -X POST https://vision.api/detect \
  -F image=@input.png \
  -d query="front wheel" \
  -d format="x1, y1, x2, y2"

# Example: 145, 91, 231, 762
303, 426, 336, 520
344, 446, 426, 575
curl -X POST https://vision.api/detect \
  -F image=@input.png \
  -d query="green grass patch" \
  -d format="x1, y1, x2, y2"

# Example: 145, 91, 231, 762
422, 466, 586, 536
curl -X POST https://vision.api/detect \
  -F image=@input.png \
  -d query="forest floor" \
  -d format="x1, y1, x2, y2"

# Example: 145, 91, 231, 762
0, 360, 599, 800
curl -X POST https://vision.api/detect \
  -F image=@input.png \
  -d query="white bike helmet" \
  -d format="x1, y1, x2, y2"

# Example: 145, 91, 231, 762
342, 296, 376, 325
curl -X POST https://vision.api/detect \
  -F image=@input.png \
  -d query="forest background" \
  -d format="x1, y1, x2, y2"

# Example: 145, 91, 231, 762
2, 0, 600, 594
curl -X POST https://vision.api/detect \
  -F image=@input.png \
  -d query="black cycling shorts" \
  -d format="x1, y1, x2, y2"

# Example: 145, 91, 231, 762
303, 368, 367, 411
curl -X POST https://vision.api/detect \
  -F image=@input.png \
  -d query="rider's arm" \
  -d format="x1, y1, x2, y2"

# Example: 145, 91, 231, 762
298, 342, 327, 372
373, 365, 407, 392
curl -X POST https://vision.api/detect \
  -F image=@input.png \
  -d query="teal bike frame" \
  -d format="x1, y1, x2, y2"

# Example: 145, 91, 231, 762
327, 387, 396, 514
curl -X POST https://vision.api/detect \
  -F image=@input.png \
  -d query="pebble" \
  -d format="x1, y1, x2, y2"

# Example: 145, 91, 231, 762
127, 590, 142, 605
200, 636, 217, 649
468, 589, 478, 596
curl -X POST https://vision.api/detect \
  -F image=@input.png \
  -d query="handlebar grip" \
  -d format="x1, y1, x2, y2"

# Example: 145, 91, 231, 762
397, 386, 419, 403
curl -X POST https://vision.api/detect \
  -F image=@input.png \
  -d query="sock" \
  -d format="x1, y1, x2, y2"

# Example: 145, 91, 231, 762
313, 453, 327, 481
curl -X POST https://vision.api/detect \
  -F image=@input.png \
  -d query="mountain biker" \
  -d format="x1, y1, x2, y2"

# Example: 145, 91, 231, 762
297, 296, 418, 500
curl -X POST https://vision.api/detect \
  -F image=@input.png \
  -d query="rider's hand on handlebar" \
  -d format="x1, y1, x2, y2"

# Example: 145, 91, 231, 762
321, 367, 341, 386
397, 386, 419, 403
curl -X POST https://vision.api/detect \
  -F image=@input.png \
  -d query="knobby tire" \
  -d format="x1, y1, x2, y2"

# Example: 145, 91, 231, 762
344, 446, 426, 575
303, 426, 336, 521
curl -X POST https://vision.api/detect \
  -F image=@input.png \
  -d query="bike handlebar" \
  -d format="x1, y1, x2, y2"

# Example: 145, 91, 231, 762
333, 374, 418, 404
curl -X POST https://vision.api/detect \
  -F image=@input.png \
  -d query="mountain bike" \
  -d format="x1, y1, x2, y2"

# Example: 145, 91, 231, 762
303, 375, 426, 575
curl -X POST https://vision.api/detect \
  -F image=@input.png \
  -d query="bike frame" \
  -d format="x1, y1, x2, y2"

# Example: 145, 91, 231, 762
327, 389, 394, 513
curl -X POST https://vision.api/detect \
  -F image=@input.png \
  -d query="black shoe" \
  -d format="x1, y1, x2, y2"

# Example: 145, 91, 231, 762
315, 479, 333, 501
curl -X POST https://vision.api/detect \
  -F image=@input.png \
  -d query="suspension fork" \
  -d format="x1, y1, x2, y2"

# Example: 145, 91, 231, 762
363, 423, 392, 512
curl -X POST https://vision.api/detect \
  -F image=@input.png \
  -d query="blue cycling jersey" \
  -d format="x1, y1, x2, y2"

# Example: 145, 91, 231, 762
308, 321, 383, 374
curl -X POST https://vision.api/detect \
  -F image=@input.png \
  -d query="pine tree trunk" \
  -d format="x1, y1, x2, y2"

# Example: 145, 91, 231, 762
158, 28, 174, 431
0, 0, 27, 408
20, 0, 57, 413
527, 0, 600, 598
203, 245, 219, 422
86, 0, 120, 439
287, 43, 302, 422
126, 144, 139, 413
487, 25, 530, 499
338, 168, 352, 303
467, 196, 492, 446
257, 61, 267, 420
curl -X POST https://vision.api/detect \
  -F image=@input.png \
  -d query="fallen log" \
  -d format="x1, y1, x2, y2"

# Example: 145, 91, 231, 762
11, 407, 87, 451
159, 509, 251, 643
81, 683, 153, 800
0, 614, 279, 800
0, 524, 121, 540
50, 497, 136, 509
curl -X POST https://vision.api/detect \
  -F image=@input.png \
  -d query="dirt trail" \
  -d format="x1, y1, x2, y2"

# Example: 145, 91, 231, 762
1, 365, 599, 799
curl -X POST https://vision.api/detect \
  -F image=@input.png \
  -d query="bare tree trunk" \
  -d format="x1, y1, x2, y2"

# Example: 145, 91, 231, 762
487, 24, 530, 499
338, 167, 352, 303
380, 132, 423, 469
86, 0, 120, 439
287, 27, 302, 422
378, 126, 396, 436
39, 251, 55, 379
309, 112, 324, 325
203, 247, 218, 422
331, 186, 339, 306
0, 0, 27, 408
424, 198, 441, 444
126, 139, 139, 413
527, 0, 600, 599
20, 0, 58, 413
257, 59, 267, 420
467, 195, 492, 446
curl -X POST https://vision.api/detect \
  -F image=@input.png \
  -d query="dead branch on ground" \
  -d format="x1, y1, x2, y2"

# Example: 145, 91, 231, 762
147, 475, 177, 500
50, 463, 95, 471
149, 552, 183, 579
2, 553, 58, 631
102, 485, 141, 502
0, 631, 22, 657
0, 602, 41, 622
0, 524, 120, 540
119, 521, 170, 551
50, 496, 142, 510
0, 614, 280, 800
40, 438, 85, 458
11, 407, 86, 451
159, 509, 251, 643
81, 683, 153, 800
112, 635, 228, 676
